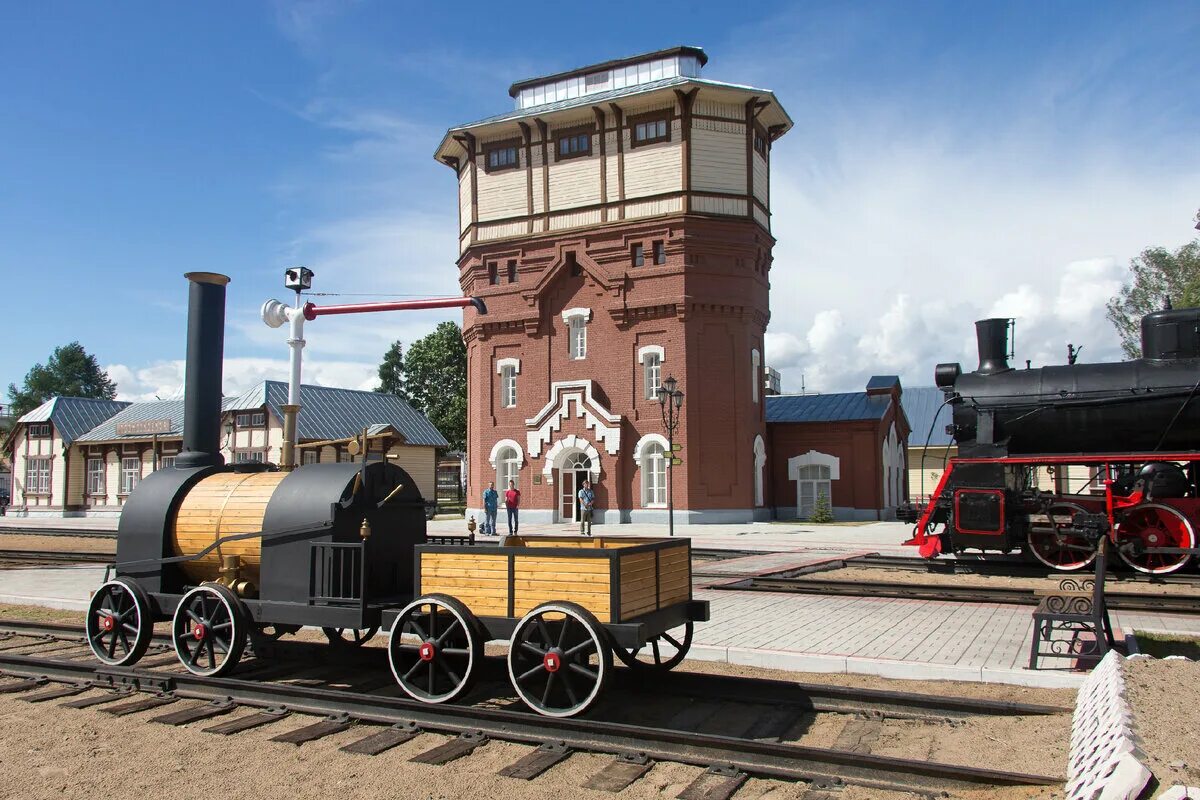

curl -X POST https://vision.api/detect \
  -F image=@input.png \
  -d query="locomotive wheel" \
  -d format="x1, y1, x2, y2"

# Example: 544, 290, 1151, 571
322, 626, 379, 646
614, 621, 693, 672
172, 583, 247, 677
387, 594, 482, 704
1115, 503, 1196, 575
86, 578, 154, 666
1025, 502, 1098, 572
507, 602, 612, 718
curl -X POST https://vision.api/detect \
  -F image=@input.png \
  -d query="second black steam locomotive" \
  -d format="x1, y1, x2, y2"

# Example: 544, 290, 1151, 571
903, 307, 1200, 574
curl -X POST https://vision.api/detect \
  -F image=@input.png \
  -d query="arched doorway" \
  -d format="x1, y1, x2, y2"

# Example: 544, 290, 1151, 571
558, 451, 593, 523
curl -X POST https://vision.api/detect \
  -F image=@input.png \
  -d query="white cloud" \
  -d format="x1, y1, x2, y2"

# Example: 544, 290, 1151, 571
108, 357, 379, 403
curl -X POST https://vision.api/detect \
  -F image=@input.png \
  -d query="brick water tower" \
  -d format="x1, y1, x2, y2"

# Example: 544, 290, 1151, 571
435, 47, 792, 525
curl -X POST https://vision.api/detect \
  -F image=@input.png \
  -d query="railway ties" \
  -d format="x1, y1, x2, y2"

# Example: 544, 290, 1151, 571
0, 621, 1066, 797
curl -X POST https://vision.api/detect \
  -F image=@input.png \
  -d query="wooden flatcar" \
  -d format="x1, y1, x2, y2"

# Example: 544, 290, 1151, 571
385, 535, 708, 716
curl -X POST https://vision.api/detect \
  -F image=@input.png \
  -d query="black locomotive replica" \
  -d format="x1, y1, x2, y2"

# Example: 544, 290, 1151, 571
902, 308, 1200, 574
86, 272, 707, 717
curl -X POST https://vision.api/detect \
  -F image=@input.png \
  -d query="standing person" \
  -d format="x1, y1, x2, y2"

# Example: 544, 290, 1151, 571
577, 480, 595, 536
504, 480, 521, 536
482, 481, 499, 536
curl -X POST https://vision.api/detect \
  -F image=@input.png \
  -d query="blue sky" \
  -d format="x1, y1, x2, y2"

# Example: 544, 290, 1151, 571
2, 1, 1198, 403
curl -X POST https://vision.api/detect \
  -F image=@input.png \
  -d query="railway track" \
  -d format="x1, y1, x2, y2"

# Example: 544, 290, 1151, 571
718, 575, 1200, 613
841, 553, 1200, 585
0, 619, 1064, 796
0, 549, 112, 564
0, 526, 117, 539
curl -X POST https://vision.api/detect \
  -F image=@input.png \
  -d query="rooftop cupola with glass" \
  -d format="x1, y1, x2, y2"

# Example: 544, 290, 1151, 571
509, 46, 708, 110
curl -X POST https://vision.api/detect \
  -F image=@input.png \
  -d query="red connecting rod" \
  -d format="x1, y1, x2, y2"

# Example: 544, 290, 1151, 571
302, 296, 487, 320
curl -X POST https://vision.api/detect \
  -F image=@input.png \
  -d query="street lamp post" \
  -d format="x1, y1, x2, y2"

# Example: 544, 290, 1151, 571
656, 375, 684, 537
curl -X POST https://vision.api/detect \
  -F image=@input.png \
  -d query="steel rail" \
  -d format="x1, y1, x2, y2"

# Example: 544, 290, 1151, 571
847, 554, 1200, 585
0, 528, 117, 539
0, 651, 1061, 794
0, 619, 1069, 719
722, 576, 1200, 613
0, 550, 112, 564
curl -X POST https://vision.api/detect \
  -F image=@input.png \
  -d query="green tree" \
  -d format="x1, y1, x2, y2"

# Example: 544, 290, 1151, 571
1106, 236, 1200, 358
375, 341, 406, 397
7, 342, 117, 417
402, 322, 466, 451
808, 491, 834, 523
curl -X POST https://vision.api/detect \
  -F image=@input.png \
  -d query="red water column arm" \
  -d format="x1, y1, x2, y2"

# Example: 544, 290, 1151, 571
302, 296, 487, 320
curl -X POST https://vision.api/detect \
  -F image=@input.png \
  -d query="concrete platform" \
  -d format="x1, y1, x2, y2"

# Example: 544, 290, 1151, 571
4, 562, 1199, 689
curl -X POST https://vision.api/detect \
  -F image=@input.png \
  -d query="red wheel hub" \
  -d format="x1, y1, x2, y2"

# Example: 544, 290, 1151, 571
192, 623, 206, 641
543, 651, 561, 673
101, 615, 114, 632
418, 641, 436, 662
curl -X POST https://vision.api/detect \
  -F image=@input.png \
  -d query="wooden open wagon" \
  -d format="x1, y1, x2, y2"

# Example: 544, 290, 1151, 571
381, 535, 709, 717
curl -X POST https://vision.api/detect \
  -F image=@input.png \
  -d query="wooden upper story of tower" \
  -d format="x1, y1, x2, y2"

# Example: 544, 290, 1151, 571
434, 47, 793, 255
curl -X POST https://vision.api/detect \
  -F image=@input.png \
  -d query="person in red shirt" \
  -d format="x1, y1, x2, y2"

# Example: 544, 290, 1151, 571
504, 480, 521, 535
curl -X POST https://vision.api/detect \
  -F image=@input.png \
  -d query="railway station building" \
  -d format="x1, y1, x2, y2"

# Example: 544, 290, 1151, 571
2, 381, 446, 516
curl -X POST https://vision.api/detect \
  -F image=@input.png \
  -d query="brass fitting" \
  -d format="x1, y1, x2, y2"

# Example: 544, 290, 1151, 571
360, 517, 372, 540
467, 516, 477, 534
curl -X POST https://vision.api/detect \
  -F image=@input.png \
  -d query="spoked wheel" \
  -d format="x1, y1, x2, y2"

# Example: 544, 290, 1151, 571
387, 594, 482, 704
1026, 502, 1099, 572
322, 626, 379, 646
1115, 503, 1196, 574
171, 583, 247, 676
614, 621, 693, 672
86, 578, 154, 666
508, 602, 612, 718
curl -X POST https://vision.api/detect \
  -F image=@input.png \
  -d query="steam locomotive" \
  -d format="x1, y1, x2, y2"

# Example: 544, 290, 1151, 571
902, 308, 1200, 574
85, 273, 705, 718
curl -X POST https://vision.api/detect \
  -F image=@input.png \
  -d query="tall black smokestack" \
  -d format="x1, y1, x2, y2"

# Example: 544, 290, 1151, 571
975, 318, 1012, 375
176, 272, 230, 469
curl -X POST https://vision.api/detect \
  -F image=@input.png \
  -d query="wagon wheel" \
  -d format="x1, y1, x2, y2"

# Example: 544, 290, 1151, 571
171, 583, 247, 677
1025, 502, 1099, 572
387, 594, 482, 704
1114, 503, 1196, 574
614, 621, 693, 672
322, 626, 379, 646
508, 602, 612, 718
86, 578, 154, 666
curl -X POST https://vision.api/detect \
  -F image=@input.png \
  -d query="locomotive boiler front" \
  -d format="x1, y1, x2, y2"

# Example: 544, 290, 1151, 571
937, 309, 1200, 456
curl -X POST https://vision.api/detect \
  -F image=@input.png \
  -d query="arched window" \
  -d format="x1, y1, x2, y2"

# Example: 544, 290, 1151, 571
639, 345, 664, 400
753, 435, 766, 507
796, 464, 831, 519
564, 452, 592, 471
496, 358, 520, 409
562, 308, 591, 361
641, 442, 667, 507
496, 446, 521, 491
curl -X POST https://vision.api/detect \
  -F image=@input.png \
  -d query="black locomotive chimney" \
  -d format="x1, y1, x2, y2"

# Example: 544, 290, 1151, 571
176, 272, 230, 469
975, 318, 1011, 375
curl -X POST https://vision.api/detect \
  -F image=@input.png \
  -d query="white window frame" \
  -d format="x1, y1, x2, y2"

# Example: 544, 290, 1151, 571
753, 435, 766, 507
497, 358, 520, 409
234, 451, 266, 464
86, 458, 105, 495
641, 442, 667, 508
787, 450, 840, 520
235, 412, 266, 427
489, 439, 524, 491
120, 457, 141, 495
302, 450, 319, 465
25, 457, 51, 495
796, 465, 832, 519
158, 456, 176, 470
638, 345, 665, 401
562, 308, 591, 361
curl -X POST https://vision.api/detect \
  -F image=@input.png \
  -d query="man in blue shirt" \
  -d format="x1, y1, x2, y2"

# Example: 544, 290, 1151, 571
482, 481, 499, 536
577, 479, 595, 536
